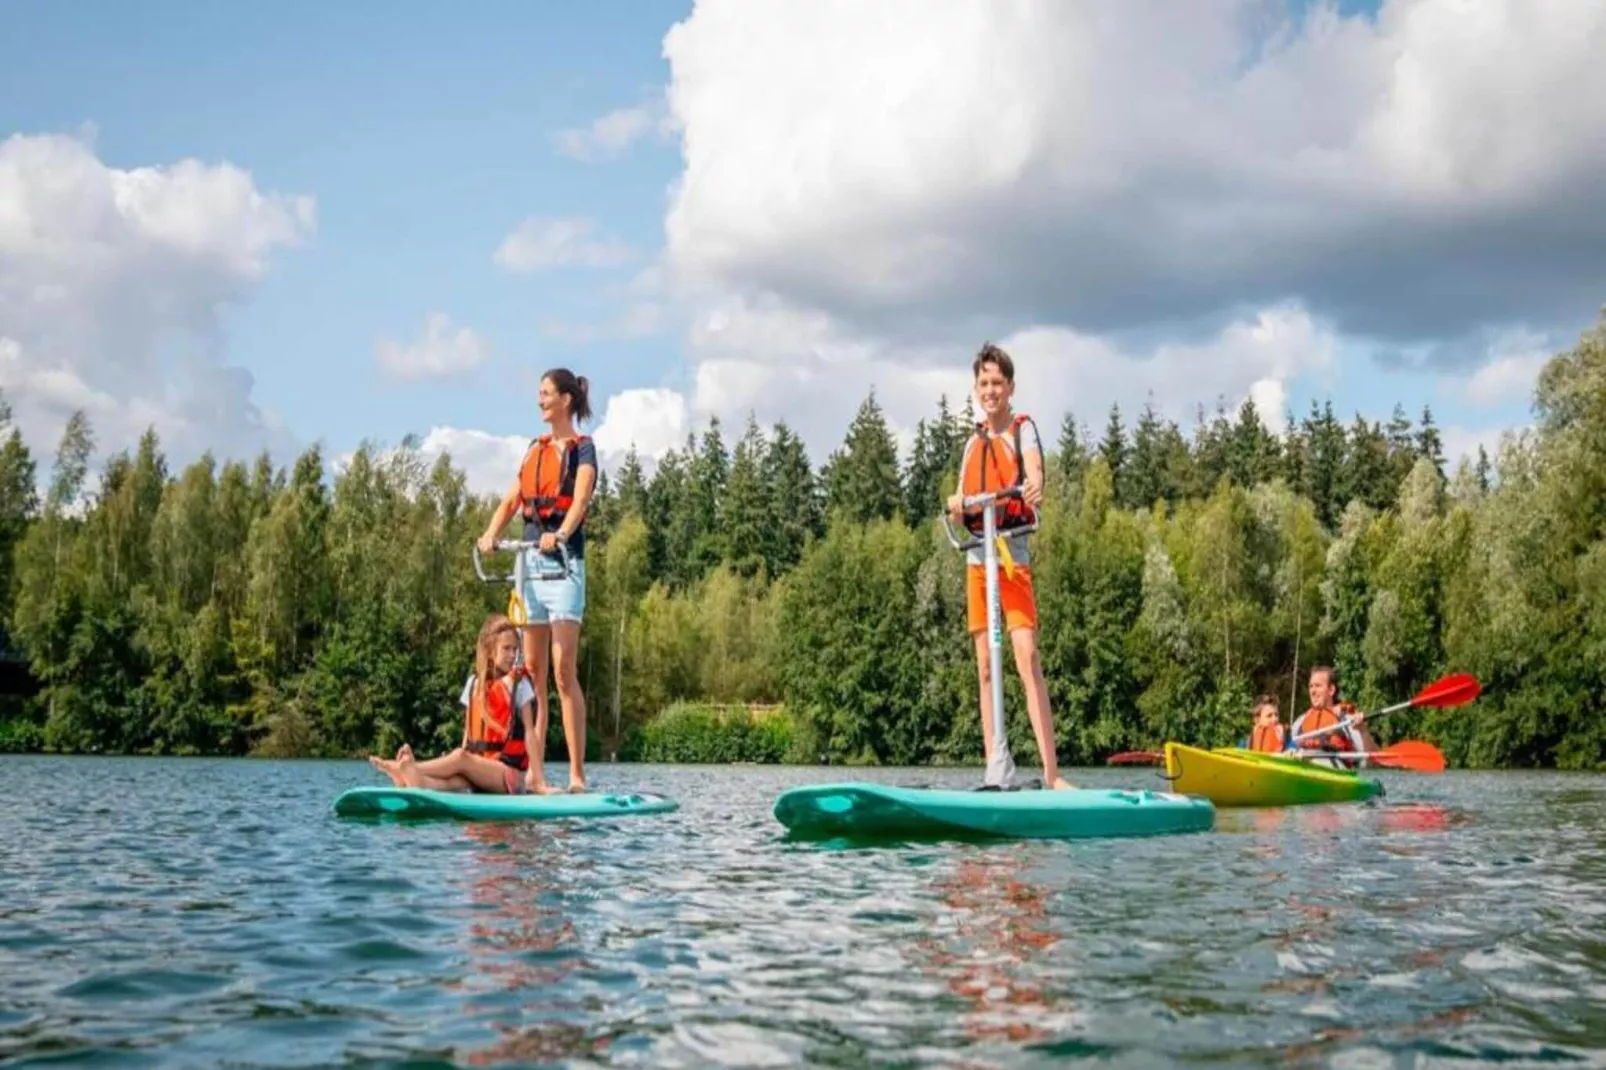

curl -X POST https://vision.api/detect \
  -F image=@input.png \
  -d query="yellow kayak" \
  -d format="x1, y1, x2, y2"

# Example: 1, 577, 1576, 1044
1163, 742, 1383, 807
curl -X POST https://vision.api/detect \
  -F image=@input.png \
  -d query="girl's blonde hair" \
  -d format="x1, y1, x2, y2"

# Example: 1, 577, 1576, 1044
471, 613, 519, 710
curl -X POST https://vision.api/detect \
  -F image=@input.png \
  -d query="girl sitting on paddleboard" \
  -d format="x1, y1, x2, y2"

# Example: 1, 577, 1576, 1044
369, 613, 555, 795
945, 343, 1072, 791
475, 367, 597, 793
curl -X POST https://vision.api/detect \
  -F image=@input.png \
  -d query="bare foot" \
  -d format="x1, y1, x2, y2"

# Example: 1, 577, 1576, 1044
567, 780, 588, 794
535, 783, 564, 796
1050, 776, 1075, 790
396, 751, 424, 789
368, 755, 404, 786
395, 744, 414, 762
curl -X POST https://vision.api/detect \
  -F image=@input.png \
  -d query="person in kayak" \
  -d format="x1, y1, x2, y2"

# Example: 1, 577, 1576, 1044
946, 343, 1072, 791
1291, 666, 1376, 760
476, 367, 597, 793
368, 613, 552, 794
1248, 693, 1286, 753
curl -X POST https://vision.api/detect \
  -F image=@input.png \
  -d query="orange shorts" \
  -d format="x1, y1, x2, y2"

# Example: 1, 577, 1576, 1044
966, 564, 1038, 635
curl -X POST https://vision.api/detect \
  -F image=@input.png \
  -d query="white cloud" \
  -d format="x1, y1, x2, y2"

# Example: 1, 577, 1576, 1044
493, 217, 634, 273
644, 297, 1339, 466
1441, 423, 1515, 469
0, 131, 312, 470
552, 96, 671, 161
1457, 327, 1552, 407
591, 387, 690, 469
411, 426, 530, 498
659, 0, 1606, 372
637, 0, 1606, 465
374, 312, 490, 381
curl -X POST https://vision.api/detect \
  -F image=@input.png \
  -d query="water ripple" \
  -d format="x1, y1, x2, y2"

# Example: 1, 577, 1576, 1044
1, 758, 1603, 1067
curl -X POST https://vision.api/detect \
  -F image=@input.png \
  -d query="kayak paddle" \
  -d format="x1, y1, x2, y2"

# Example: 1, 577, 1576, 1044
1288, 740, 1446, 773
1106, 750, 1163, 766
1290, 672, 1481, 745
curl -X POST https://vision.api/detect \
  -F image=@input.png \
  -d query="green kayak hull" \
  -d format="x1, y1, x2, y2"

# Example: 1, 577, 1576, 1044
772, 781, 1216, 841
1163, 743, 1383, 807
332, 786, 678, 821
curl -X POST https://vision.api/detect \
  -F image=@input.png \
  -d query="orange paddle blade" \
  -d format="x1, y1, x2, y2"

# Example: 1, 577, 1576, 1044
1107, 750, 1163, 766
1371, 740, 1446, 773
1411, 673, 1480, 709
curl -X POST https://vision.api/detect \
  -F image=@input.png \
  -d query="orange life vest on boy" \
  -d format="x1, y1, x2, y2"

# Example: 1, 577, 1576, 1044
1294, 702, 1357, 752
1250, 721, 1285, 753
960, 414, 1038, 536
465, 669, 530, 771
518, 434, 588, 530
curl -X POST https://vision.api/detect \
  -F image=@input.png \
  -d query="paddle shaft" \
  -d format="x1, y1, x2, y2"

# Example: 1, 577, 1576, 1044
980, 490, 1015, 788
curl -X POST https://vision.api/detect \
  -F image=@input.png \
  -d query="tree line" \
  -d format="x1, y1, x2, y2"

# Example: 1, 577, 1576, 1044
0, 312, 1602, 769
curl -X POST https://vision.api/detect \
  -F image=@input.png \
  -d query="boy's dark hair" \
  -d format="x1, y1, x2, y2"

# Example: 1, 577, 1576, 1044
1254, 693, 1279, 710
973, 342, 1014, 383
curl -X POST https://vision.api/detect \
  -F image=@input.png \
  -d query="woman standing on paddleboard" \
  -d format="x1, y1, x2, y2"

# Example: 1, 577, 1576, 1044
477, 368, 598, 793
946, 343, 1072, 791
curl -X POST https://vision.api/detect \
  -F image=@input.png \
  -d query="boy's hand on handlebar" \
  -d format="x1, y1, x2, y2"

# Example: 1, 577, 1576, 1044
476, 532, 496, 555
538, 531, 561, 553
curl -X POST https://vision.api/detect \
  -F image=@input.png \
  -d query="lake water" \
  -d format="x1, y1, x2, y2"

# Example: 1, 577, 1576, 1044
1, 756, 1604, 1068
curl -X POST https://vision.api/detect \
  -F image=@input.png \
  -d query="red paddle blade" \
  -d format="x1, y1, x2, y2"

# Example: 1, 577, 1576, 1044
1371, 740, 1446, 773
1411, 673, 1481, 709
1413, 668, 1483, 706
1107, 750, 1163, 766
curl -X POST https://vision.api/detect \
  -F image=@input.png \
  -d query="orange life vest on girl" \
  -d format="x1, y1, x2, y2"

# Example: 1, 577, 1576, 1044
1250, 721, 1285, 753
1295, 702, 1356, 752
518, 434, 588, 530
960, 414, 1038, 536
465, 669, 530, 770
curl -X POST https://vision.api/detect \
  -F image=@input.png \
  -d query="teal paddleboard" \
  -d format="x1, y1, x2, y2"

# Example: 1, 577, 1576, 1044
333, 786, 678, 821
773, 782, 1215, 840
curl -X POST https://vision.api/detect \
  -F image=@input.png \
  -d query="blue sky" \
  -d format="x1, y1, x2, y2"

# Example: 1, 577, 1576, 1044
3, 0, 1600, 492
2, 0, 690, 469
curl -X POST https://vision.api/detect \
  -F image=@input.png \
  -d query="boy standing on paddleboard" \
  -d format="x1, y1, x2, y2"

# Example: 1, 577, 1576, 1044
946, 343, 1073, 791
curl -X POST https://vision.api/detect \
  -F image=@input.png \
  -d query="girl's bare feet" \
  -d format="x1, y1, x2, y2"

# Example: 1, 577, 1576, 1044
1050, 776, 1075, 790
368, 755, 404, 786
396, 751, 424, 789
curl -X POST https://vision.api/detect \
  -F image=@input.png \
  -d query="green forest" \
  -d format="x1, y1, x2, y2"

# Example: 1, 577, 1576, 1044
2, 312, 1604, 770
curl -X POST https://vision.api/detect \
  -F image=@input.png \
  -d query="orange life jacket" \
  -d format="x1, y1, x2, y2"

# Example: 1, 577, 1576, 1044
960, 414, 1038, 536
1295, 702, 1356, 752
518, 434, 587, 529
1250, 721, 1285, 753
465, 669, 530, 770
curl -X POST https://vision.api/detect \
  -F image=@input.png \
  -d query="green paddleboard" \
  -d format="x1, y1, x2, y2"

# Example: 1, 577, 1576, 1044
333, 786, 678, 821
773, 782, 1215, 841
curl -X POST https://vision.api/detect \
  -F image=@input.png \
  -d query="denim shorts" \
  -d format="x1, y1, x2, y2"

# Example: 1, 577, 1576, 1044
520, 549, 586, 625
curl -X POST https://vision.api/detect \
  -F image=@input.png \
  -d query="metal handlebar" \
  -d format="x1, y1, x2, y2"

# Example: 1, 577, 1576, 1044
940, 486, 1040, 551
472, 538, 573, 583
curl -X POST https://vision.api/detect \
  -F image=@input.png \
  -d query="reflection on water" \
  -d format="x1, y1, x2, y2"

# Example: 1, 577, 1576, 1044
0, 757, 1602, 1068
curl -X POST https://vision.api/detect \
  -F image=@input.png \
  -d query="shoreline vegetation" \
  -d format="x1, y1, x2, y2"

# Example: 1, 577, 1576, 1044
1, 314, 1604, 772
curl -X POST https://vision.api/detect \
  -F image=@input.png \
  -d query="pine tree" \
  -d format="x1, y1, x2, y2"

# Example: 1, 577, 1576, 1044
825, 390, 902, 524
761, 421, 819, 576
1385, 403, 1416, 488
723, 414, 769, 577
614, 446, 648, 519
1416, 404, 1445, 477
1123, 400, 1165, 510
1056, 411, 1088, 489
1099, 403, 1128, 502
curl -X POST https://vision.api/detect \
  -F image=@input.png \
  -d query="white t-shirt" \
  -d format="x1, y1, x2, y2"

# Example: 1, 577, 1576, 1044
959, 417, 1043, 567
460, 673, 536, 717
